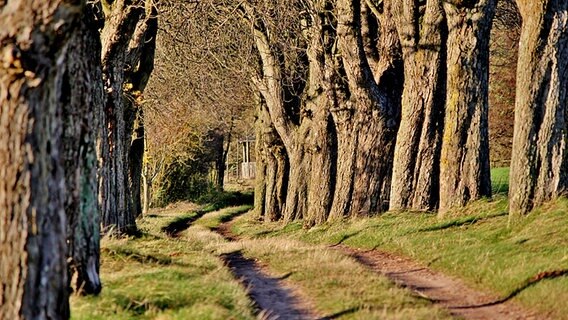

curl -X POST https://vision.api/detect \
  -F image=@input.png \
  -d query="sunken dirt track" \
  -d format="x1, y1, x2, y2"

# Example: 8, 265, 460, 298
212, 214, 545, 320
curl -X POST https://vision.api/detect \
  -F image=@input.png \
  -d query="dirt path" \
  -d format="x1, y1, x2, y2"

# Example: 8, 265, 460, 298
215, 220, 322, 320
339, 246, 544, 320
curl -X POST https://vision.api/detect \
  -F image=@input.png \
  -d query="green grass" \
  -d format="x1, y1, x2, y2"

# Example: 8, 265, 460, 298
231, 196, 568, 319
70, 206, 256, 320
193, 208, 451, 319
491, 167, 510, 195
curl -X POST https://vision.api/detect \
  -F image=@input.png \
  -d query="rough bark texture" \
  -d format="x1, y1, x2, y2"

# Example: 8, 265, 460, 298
390, 0, 447, 212
62, 4, 103, 295
100, 0, 155, 234
125, 2, 157, 218
0, 0, 80, 318
247, 4, 312, 223
303, 0, 336, 226
509, 0, 568, 216
439, 0, 495, 214
332, 0, 402, 217
129, 114, 144, 217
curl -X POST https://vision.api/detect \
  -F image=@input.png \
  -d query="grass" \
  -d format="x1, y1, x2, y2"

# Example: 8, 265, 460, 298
491, 167, 510, 195
195, 207, 452, 319
230, 168, 568, 319
70, 205, 256, 320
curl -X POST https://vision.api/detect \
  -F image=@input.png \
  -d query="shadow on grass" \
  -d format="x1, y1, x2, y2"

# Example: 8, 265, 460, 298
161, 211, 208, 237
103, 247, 192, 267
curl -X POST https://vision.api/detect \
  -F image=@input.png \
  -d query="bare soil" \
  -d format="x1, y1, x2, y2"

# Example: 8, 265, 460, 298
338, 245, 545, 320
216, 222, 322, 320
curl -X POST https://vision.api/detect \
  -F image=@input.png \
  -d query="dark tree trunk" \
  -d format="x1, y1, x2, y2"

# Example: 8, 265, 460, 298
509, 0, 568, 216
100, 0, 156, 234
0, 0, 83, 317
390, 0, 447, 212
100, 0, 143, 234
439, 0, 495, 214
62, 3, 103, 295
129, 113, 144, 217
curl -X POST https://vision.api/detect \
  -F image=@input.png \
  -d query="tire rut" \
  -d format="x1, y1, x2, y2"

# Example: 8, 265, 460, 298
215, 219, 322, 320
337, 245, 546, 320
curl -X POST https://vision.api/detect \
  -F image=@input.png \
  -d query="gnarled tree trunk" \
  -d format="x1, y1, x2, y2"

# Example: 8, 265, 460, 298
509, 0, 568, 216
100, 0, 156, 234
390, 0, 446, 212
439, 0, 495, 214
0, 0, 82, 317
62, 3, 103, 295
332, 0, 402, 218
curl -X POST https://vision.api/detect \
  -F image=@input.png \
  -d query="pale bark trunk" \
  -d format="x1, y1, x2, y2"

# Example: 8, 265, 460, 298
333, 0, 402, 217
303, 2, 336, 226
390, 0, 446, 211
62, 4, 103, 295
509, 0, 568, 216
439, 0, 496, 214
0, 0, 81, 317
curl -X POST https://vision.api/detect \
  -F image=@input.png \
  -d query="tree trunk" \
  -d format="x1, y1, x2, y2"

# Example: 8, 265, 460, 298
62, 3, 103, 295
390, 0, 447, 212
332, 0, 402, 217
125, 2, 157, 218
509, 0, 568, 216
439, 0, 495, 214
129, 113, 144, 217
0, 0, 82, 317
100, 0, 145, 234
303, 2, 336, 227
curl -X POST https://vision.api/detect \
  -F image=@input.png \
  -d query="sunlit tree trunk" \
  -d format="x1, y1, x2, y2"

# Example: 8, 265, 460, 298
439, 0, 496, 214
390, 0, 446, 212
509, 0, 568, 216
331, 0, 402, 218
0, 0, 82, 317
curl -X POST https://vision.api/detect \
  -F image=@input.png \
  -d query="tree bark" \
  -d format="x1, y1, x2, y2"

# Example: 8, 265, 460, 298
100, 0, 149, 234
439, 0, 496, 214
390, 0, 447, 212
0, 0, 81, 317
303, 1, 336, 227
62, 3, 103, 295
125, 1, 157, 218
509, 0, 568, 216
332, 0, 402, 218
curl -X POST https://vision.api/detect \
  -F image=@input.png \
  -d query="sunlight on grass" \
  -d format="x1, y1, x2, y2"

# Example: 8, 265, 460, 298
70, 207, 255, 320
232, 197, 568, 319
491, 167, 510, 195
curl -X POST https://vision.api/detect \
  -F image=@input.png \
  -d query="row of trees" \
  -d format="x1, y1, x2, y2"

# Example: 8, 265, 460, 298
243, 0, 567, 225
0, 0, 157, 318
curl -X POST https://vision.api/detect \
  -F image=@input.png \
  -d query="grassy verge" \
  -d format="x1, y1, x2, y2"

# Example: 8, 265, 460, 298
70, 204, 255, 320
231, 195, 568, 319
194, 207, 451, 319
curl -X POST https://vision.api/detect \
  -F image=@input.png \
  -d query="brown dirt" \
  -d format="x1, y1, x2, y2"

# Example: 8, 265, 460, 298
216, 222, 323, 320
338, 245, 546, 320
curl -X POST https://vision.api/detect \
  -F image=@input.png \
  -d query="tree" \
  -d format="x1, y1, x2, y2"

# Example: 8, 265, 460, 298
389, 0, 446, 212
438, 0, 496, 214
389, 0, 496, 214
0, 0, 83, 317
509, 0, 568, 216
99, 0, 157, 234
62, 2, 104, 295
